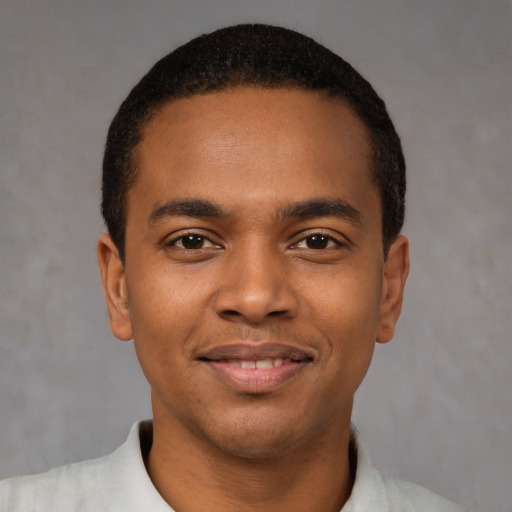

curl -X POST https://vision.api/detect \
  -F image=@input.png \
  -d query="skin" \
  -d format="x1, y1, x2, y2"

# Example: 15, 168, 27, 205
98, 87, 409, 512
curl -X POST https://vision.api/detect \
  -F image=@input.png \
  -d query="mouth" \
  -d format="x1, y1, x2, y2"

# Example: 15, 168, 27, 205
197, 343, 313, 394
218, 357, 291, 369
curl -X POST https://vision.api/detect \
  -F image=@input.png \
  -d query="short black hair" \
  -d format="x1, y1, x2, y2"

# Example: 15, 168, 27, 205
102, 24, 405, 261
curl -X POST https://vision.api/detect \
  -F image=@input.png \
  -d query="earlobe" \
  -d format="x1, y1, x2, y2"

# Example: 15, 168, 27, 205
376, 234, 410, 344
97, 233, 133, 341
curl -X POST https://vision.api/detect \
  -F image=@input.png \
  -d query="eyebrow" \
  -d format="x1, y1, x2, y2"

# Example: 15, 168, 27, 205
148, 197, 363, 226
148, 199, 227, 225
278, 199, 363, 225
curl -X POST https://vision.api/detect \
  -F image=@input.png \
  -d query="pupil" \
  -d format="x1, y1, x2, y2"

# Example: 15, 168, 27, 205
307, 235, 328, 249
182, 235, 203, 249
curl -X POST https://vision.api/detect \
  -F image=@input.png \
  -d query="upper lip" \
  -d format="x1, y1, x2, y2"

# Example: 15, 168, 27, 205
198, 343, 314, 362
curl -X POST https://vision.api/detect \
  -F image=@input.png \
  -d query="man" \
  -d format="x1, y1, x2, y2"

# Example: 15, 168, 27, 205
0, 24, 468, 511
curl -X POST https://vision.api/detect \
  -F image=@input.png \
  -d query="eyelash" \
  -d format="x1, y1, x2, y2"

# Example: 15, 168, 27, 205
164, 230, 345, 252
291, 230, 347, 252
164, 231, 221, 250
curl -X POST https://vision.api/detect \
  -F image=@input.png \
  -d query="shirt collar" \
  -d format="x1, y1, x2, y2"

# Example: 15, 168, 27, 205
115, 420, 381, 512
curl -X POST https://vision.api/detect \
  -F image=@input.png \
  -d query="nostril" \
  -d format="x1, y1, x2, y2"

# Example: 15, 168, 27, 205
223, 310, 241, 317
268, 310, 286, 317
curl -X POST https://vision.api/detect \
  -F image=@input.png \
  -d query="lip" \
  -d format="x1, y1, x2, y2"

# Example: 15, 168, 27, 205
198, 343, 313, 394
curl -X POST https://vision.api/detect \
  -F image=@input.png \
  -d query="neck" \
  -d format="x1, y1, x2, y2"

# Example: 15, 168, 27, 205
146, 408, 355, 512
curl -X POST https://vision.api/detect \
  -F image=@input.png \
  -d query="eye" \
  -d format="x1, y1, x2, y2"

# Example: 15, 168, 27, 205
294, 234, 341, 250
168, 233, 219, 250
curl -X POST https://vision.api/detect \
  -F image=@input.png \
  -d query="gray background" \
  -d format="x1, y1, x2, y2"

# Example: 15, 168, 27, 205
0, 1, 510, 511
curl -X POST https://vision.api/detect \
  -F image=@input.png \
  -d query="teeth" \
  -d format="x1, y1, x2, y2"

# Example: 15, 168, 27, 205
235, 358, 286, 369
256, 359, 273, 369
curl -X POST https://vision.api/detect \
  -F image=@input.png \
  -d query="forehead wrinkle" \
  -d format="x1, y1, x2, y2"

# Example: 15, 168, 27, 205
277, 199, 363, 225
148, 199, 228, 225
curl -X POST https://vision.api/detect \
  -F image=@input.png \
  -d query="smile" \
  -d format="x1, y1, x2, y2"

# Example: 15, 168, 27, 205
198, 343, 313, 394
226, 358, 288, 369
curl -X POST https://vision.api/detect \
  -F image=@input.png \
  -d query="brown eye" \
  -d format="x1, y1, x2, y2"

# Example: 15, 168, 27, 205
172, 234, 212, 249
181, 235, 204, 249
293, 233, 342, 251
305, 235, 330, 249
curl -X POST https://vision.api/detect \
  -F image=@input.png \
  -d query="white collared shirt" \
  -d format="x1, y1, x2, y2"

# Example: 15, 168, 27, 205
0, 421, 469, 511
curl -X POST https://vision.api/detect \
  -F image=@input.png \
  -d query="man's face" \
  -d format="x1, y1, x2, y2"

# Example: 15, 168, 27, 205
99, 87, 408, 458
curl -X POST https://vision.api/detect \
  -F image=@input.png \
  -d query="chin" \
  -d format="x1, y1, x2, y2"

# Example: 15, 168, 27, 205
195, 408, 328, 460
208, 429, 302, 460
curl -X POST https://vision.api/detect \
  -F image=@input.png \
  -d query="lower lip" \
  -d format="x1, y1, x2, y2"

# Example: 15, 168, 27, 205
202, 360, 308, 394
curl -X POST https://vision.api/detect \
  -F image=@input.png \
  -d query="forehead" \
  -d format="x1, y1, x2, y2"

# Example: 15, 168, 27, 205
129, 87, 377, 222
141, 87, 371, 152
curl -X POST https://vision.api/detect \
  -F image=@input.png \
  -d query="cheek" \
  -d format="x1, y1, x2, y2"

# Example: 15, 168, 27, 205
307, 266, 382, 372
126, 266, 208, 358
127, 279, 204, 407
310, 263, 382, 332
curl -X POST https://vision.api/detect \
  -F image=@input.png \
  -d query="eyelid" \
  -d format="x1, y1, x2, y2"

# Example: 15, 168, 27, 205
163, 229, 222, 249
294, 236, 339, 249
289, 229, 349, 249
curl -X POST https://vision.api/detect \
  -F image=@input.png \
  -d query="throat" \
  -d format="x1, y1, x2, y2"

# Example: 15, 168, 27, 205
144, 415, 354, 512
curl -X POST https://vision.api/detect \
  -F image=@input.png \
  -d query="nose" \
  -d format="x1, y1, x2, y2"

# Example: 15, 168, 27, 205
214, 241, 299, 325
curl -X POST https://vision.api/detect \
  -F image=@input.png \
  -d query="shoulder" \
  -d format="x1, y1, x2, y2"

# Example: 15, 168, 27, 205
0, 453, 112, 511
345, 425, 470, 512
374, 471, 470, 512
0, 421, 166, 512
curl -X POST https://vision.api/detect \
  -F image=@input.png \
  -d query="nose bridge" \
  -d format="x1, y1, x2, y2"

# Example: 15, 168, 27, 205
214, 235, 298, 323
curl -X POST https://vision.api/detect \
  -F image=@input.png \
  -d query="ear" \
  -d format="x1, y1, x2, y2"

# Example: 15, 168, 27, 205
376, 234, 410, 344
97, 233, 133, 341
